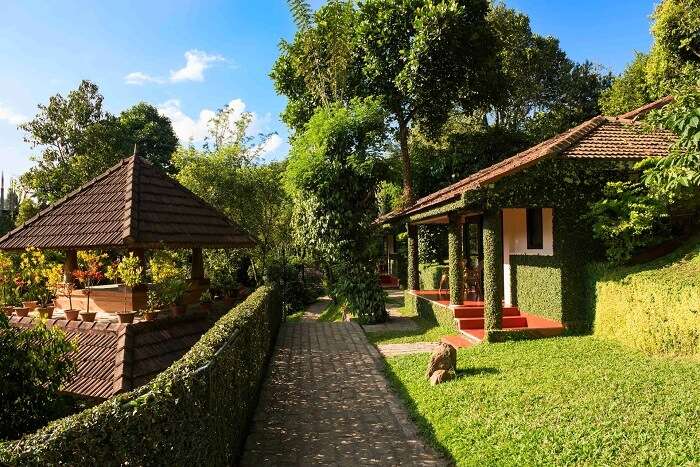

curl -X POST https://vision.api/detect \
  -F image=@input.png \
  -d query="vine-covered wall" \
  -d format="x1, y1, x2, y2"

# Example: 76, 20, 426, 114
510, 254, 562, 321
0, 286, 282, 466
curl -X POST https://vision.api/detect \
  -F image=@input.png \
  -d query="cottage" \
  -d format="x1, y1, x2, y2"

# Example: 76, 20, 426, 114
379, 97, 676, 342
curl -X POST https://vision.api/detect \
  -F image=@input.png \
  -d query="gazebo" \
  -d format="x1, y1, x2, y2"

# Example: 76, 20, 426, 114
0, 155, 255, 312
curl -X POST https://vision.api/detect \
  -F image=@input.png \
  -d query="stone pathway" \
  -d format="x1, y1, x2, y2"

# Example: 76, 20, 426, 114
302, 296, 332, 320
240, 321, 445, 466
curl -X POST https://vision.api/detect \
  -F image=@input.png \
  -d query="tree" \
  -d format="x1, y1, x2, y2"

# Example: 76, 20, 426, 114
599, 53, 653, 115
0, 314, 75, 440
357, 0, 494, 204
14, 198, 38, 227
19, 80, 178, 204
274, 0, 496, 205
487, 5, 612, 139
174, 107, 291, 281
285, 97, 388, 323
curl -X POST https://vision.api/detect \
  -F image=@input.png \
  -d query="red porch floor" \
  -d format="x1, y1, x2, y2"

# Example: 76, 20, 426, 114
412, 290, 565, 343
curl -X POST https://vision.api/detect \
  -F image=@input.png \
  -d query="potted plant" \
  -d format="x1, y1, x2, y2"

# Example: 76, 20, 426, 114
73, 252, 104, 322
150, 254, 188, 317
51, 263, 79, 321
19, 247, 47, 311
107, 253, 143, 324
199, 289, 213, 312
141, 289, 163, 322
35, 263, 59, 320
166, 277, 188, 317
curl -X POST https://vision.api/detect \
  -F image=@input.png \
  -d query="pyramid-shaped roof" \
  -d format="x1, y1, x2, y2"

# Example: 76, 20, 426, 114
0, 156, 255, 250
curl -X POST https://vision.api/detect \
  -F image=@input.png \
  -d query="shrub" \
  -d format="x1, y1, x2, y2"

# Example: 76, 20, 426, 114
591, 237, 700, 358
332, 262, 387, 324
0, 286, 282, 465
0, 314, 76, 440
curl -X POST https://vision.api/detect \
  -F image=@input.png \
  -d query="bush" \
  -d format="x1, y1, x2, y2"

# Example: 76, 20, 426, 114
331, 262, 387, 324
0, 286, 282, 465
591, 237, 700, 358
0, 314, 75, 440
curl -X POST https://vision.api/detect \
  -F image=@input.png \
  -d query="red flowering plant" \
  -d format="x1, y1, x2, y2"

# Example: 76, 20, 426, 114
72, 252, 106, 315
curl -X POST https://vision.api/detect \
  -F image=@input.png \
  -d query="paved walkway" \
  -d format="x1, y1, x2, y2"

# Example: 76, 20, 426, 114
240, 321, 445, 466
302, 296, 332, 320
377, 342, 440, 357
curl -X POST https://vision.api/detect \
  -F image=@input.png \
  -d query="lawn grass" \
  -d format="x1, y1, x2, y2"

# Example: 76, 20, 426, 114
365, 319, 458, 345
384, 336, 700, 466
317, 302, 344, 322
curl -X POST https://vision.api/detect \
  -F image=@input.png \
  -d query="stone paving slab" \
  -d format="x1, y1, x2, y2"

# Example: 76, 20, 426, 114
240, 321, 446, 466
377, 342, 440, 357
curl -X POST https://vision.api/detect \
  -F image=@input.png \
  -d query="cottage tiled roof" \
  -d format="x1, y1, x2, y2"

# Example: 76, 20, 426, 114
10, 312, 211, 399
0, 156, 255, 250
379, 97, 676, 223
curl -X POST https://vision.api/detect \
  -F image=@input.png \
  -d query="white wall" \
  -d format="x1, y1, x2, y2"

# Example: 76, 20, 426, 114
502, 208, 554, 305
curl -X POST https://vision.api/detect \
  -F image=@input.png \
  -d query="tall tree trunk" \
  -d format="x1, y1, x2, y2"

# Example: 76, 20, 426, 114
398, 119, 414, 206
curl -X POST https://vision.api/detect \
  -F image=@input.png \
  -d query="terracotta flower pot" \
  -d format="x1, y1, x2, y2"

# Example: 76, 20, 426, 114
117, 311, 137, 324
171, 304, 186, 317
22, 301, 38, 311
80, 311, 96, 322
64, 309, 80, 321
14, 306, 30, 317
143, 310, 160, 321
200, 302, 212, 312
37, 307, 53, 319
3, 306, 14, 317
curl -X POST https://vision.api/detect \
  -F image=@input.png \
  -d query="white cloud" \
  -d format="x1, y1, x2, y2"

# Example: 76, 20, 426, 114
157, 98, 286, 157
157, 99, 215, 142
257, 133, 283, 155
169, 50, 224, 83
0, 104, 26, 125
125, 49, 224, 86
124, 71, 165, 85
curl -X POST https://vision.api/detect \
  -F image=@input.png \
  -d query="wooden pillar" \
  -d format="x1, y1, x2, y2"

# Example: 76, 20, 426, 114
448, 212, 465, 306
129, 249, 147, 279
191, 247, 204, 281
483, 209, 503, 330
406, 223, 419, 291
63, 249, 78, 283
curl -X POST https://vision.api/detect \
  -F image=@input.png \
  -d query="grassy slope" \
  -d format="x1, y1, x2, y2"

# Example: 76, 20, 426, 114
385, 336, 700, 466
592, 236, 700, 358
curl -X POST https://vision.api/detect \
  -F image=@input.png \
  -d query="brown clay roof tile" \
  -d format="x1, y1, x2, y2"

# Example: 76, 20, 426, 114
380, 98, 677, 222
0, 156, 255, 250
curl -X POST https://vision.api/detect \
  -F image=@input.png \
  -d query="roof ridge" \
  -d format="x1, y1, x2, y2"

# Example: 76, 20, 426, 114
0, 156, 132, 247
400, 115, 605, 217
121, 156, 139, 244
618, 95, 673, 121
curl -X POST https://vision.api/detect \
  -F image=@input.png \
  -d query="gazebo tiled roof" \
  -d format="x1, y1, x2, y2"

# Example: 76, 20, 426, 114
379, 97, 677, 223
0, 156, 255, 250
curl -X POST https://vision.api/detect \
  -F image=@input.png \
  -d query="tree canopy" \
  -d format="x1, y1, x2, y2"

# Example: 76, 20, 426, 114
19, 80, 178, 204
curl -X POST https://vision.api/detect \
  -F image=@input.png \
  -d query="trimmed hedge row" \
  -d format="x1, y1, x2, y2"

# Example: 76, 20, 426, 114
404, 291, 453, 327
591, 239, 700, 358
0, 286, 282, 466
418, 263, 446, 290
510, 255, 562, 322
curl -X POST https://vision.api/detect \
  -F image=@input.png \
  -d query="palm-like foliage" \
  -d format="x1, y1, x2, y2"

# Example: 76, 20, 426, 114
287, 0, 312, 30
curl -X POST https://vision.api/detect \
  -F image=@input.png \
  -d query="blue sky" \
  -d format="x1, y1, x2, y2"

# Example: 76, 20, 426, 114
0, 0, 656, 180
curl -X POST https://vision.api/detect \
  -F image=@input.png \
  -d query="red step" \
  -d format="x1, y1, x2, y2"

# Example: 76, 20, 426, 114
457, 315, 528, 330
453, 306, 520, 319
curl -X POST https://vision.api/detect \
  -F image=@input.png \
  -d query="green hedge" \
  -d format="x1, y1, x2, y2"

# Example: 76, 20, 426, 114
510, 255, 562, 322
404, 291, 454, 327
419, 263, 446, 290
591, 239, 700, 358
0, 286, 282, 466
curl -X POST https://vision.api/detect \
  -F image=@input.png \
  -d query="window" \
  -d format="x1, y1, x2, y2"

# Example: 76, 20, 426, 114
526, 208, 543, 249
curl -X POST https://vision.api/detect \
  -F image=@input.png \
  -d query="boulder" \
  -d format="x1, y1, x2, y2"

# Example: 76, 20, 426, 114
425, 342, 457, 380
429, 369, 455, 385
